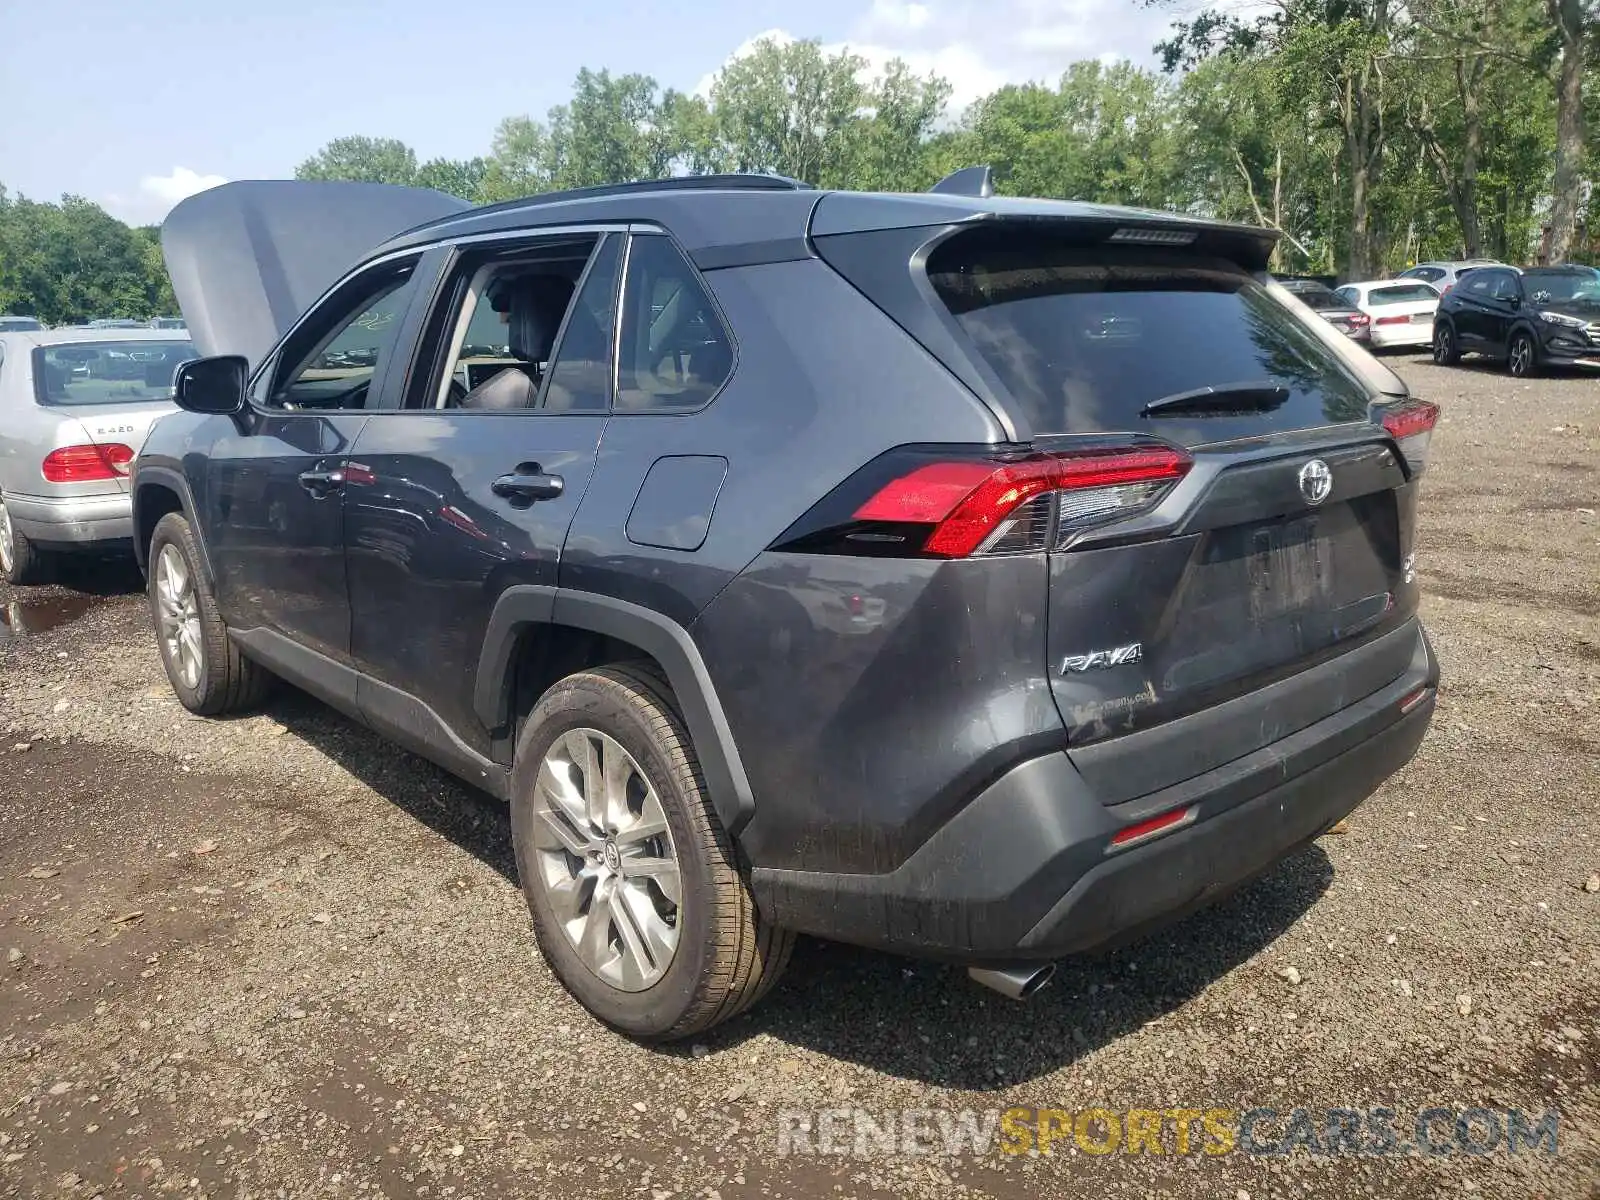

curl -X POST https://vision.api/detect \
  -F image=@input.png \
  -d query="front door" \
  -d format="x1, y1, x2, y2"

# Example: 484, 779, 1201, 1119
343, 231, 624, 755
202, 256, 423, 666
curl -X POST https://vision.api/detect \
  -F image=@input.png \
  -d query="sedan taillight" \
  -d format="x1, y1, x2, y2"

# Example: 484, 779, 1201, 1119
42, 443, 134, 483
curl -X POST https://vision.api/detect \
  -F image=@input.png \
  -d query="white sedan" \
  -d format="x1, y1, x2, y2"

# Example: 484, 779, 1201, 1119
1334, 280, 1441, 349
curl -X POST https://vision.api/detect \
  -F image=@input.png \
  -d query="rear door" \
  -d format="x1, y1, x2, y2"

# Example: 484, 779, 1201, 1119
1483, 270, 1524, 351
1451, 271, 1496, 349
915, 229, 1424, 801
342, 229, 624, 757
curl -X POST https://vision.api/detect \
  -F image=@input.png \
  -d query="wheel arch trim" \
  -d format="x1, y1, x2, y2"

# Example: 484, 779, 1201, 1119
132, 467, 213, 583
475, 586, 756, 834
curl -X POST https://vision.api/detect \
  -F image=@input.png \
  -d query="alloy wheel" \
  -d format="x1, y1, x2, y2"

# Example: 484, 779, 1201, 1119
155, 544, 204, 690
530, 727, 682, 992
1509, 334, 1533, 378
0, 497, 14, 574
1433, 326, 1452, 365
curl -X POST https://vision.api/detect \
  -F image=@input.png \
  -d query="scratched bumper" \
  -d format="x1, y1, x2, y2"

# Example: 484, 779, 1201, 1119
751, 622, 1437, 960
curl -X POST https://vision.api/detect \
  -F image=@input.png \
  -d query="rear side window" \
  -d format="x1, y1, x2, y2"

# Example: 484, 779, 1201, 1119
927, 236, 1369, 437
615, 235, 734, 413
1404, 267, 1444, 282
1368, 284, 1438, 305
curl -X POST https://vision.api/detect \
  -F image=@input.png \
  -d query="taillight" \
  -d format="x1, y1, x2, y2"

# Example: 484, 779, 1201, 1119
42, 443, 133, 483
1379, 398, 1440, 473
1374, 315, 1410, 326
772, 442, 1193, 559
1348, 313, 1370, 326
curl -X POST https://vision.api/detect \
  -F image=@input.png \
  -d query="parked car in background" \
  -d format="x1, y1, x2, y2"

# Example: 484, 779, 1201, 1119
0, 315, 44, 332
1432, 264, 1600, 377
149, 316, 187, 330
1275, 278, 1371, 341
1334, 280, 1440, 350
0, 328, 194, 584
86, 318, 146, 330
136, 176, 1438, 1040
1398, 260, 1505, 296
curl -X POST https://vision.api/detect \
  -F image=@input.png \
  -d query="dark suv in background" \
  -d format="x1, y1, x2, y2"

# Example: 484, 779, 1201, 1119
135, 174, 1440, 1040
1432, 264, 1600, 376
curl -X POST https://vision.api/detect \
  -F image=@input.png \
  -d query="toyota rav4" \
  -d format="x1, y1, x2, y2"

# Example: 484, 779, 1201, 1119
134, 172, 1439, 1040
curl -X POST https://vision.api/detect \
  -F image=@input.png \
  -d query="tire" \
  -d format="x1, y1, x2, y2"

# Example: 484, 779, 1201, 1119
147, 512, 272, 715
510, 663, 793, 1040
1507, 329, 1538, 379
1432, 320, 1461, 366
0, 493, 53, 586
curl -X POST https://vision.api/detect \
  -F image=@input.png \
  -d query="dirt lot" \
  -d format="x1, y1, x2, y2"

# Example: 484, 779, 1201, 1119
1, 354, 1597, 1199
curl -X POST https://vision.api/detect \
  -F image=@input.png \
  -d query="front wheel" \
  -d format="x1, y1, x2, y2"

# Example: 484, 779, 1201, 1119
1507, 330, 1538, 379
147, 512, 272, 715
1432, 321, 1461, 366
510, 664, 792, 1040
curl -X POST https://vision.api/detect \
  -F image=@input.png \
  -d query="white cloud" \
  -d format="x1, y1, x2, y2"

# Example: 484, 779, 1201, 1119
104, 166, 227, 225
698, 0, 1175, 118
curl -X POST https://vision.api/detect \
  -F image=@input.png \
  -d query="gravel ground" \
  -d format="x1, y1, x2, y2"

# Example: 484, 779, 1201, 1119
1, 354, 1596, 1199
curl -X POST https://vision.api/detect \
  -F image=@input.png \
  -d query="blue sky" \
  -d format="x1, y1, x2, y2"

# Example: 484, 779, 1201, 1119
0, 0, 1176, 225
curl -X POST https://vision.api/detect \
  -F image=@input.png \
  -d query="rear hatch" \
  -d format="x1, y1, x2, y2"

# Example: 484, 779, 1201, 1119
816, 214, 1434, 804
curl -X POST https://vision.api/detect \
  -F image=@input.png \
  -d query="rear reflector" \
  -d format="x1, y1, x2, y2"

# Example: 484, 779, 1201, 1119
1110, 805, 1195, 848
42, 443, 133, 483
1398, 686, 1432, 714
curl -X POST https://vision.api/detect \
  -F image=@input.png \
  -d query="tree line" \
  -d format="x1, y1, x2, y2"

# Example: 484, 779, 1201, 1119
1, 0, 1594, 325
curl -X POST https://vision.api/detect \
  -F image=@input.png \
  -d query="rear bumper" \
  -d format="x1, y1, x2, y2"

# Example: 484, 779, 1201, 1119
752, 620, 1438, 960
5, 491, 133, 548
1370, 323, 1433, 348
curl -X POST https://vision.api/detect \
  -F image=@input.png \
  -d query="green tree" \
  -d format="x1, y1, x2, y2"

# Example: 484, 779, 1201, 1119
414, 156, 490, 202
295, 136, 419, 185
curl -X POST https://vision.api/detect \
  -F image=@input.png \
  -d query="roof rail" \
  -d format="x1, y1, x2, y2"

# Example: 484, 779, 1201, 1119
929, 165, 995, 199
408, 172, 815, 233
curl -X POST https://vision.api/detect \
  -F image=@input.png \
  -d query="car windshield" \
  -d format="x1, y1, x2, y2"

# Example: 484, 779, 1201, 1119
1368, 284, 1438, 305
33, 340, 195, 406
0, 316, 43, 331
1523, 270, 1600, 304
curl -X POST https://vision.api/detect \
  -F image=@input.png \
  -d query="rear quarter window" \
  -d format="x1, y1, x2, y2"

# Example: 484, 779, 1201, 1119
926, 235, 1371, 441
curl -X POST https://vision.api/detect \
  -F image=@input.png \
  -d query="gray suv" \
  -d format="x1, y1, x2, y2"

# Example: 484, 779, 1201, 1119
133, 174, 1440, 1040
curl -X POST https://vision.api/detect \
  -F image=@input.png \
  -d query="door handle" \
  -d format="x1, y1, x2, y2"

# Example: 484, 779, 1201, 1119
298, 467, 345, 497
491, 468, 564, 502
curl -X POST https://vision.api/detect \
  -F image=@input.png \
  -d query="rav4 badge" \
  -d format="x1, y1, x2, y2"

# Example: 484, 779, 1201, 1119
1060, 643, 1143, 674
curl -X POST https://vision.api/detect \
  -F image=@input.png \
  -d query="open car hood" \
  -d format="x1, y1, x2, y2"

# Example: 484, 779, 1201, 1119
162, 180, 471, 367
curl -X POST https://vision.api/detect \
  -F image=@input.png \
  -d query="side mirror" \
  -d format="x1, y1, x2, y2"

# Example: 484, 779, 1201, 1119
174, 355, 248, 415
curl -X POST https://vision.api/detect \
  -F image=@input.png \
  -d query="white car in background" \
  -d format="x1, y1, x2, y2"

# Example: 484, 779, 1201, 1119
1334, 280, 1441, 350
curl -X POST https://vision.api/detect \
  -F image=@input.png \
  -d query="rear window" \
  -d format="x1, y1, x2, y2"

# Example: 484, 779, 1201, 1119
1367, 284, 1439, 305
1282, 282, 1344, 310
927, 238, 1370, 438
33, 340, 194, 406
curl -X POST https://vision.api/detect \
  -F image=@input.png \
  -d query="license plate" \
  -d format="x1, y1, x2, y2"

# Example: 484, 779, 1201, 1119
1248, 519, 1330, 620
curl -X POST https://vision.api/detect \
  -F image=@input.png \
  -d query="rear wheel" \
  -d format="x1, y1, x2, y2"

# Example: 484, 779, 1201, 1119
510, 663, 792, 1040
1507, 330, 1538, 379
1432, 321, 1460, 366
0, 494, 52, 587
148, 512, 272, 715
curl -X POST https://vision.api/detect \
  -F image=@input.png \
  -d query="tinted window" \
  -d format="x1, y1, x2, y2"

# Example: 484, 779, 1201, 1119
1464, 273, 1493, 295
271, 262, 417, 410
32, 340, 194, 406
1485, 272, 1521, 301
1523, 269, 1600, 304
1367, 284, 1439, 305
615, 235, 734, 413
541, 235, 621, 413
927, 238, 1369, 438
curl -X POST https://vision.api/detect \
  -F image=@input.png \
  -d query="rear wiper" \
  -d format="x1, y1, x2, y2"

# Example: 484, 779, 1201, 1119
1141, 381, 1291, 417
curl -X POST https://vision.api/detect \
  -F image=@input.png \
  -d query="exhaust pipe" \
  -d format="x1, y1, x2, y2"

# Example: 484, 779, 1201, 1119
967, 962, 1057, 1001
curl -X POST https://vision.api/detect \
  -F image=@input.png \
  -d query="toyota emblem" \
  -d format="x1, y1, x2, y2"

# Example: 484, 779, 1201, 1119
1298, 459, 1333, 506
